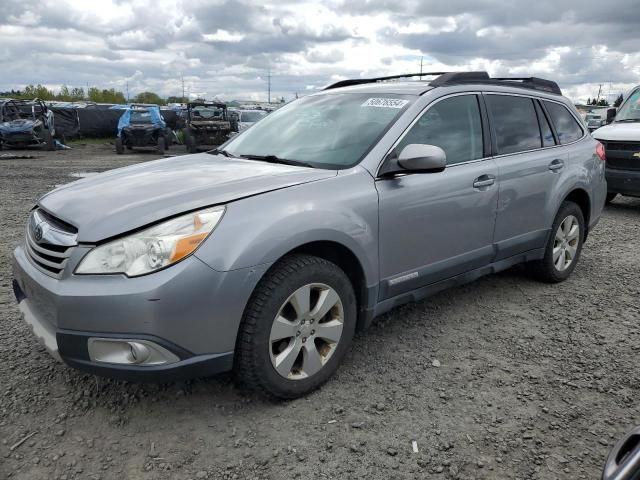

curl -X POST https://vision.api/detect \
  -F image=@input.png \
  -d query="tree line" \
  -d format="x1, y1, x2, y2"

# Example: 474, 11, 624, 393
0, 84, 178, 105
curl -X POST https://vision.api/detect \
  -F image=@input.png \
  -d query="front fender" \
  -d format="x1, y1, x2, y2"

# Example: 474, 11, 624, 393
195, 167, 379, 288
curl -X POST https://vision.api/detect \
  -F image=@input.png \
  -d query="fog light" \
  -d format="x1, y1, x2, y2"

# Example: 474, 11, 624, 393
127, 342, 150, 364
88, 338, 179, 366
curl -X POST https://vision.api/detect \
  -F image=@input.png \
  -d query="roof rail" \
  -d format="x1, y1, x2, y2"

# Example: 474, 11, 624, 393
324, 72, 451, 90
489, 77, 562, 95
324, 71, 562, 95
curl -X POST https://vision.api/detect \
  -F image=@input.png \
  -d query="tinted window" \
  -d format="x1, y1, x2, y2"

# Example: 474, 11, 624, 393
487, 95, 541, 154
544, 101, 584, 144
396, 95, 483, 165
535, 102, 556, 147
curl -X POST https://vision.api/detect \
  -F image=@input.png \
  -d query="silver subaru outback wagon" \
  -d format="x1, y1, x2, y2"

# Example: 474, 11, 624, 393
12, 72, 607, 398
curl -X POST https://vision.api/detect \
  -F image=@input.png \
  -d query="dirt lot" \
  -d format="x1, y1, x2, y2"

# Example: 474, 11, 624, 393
1, 143, 639, 480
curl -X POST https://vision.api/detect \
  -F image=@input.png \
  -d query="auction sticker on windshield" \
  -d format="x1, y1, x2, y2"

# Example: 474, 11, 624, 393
362, 98, 409, 109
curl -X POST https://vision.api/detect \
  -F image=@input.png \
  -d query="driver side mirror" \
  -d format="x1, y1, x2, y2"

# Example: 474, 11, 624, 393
379, 144, 447, 176
606, 108, 617, 124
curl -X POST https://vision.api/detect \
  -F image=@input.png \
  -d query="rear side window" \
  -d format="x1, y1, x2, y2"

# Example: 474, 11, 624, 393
486, 95, 541, 155
396, 95, 483, 165
544, 101, 584, 144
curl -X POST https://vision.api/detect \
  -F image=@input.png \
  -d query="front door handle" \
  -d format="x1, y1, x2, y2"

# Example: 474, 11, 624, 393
473, 174, 496, 189
549, 159, 565, 171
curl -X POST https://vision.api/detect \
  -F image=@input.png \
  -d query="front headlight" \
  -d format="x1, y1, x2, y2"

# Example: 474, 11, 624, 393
76, 205, 225, 277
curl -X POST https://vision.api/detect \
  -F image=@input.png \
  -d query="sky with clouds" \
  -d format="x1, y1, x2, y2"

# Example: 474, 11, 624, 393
1, 0, 639, 103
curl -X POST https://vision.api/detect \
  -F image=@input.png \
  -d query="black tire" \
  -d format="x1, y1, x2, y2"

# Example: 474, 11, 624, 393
156, 136, 165, 154
234, 254, 357, 399
43, 129, 55, 151
528, 201, 585, 283
184, 129, 198, 153
605, 193, 618, 204
115, 137, 124, 155
164, 135, 171, 151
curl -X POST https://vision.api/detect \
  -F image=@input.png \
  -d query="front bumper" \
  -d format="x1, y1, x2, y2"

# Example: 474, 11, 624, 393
12, 244, 269, 382
606, 168, 640, 197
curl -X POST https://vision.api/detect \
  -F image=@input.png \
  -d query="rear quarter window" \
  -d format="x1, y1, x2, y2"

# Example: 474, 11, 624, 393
544, 101, 584, 144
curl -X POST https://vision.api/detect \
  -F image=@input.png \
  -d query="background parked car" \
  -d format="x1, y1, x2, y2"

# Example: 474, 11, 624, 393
592, 85, 640, 203
237, 109, 268, 131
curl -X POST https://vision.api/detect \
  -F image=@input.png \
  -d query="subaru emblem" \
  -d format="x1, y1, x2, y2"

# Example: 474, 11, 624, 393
34, 224, 43, 242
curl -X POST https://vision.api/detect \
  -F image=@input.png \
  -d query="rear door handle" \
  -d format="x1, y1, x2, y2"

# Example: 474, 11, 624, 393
473, 174, 496, 189
549, 159, 565, 171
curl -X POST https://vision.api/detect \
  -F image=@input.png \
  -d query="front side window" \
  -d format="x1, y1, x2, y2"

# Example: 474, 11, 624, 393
486, 95, 541, 155
395, 95, 484, 165
543, 101, 584, 144
224, 93, 414, 169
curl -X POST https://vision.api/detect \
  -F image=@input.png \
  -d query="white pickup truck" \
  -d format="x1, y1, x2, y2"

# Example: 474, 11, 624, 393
592, 86, 640, 203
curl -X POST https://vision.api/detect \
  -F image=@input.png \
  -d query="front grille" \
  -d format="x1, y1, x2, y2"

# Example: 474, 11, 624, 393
25, 209, 77, 278
604, 141, 640, 171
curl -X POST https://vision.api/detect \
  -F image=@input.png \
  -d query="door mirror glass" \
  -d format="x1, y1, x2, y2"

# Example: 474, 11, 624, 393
397, 144, 447, 172
606, 107, 617, 124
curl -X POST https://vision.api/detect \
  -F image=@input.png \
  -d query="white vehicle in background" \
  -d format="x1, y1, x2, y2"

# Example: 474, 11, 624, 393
237, 109, 268, 131
592, 86, 640, 203
584, 113, 605, 132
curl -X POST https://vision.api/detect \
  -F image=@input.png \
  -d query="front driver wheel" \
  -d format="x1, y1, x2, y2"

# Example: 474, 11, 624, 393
234, 254, 357, 399
528, 201, 584, 283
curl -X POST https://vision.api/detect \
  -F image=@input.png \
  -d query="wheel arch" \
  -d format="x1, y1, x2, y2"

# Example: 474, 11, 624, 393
261, 240, 372, 332
562, 188, 591, 240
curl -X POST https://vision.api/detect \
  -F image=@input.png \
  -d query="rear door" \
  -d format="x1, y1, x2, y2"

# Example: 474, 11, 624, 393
376, 93, 499, 300
486, 94, 567, 260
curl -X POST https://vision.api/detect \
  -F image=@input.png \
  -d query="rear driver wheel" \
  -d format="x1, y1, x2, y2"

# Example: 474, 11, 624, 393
528, 201, 584, 283
234, 254, 357, 399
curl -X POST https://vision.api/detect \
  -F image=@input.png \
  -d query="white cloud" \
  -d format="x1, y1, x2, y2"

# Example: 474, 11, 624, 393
0, 0, 638, 103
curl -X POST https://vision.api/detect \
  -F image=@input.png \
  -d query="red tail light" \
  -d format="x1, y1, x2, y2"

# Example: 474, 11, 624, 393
596, 142, 606, 161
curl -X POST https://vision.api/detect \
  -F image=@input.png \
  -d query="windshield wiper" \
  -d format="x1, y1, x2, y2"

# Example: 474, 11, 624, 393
239, 154, 314, 168
208, 148, 237, 158
615, 119, 640, 123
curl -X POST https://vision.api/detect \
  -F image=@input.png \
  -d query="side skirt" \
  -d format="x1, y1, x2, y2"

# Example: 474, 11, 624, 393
359, 248, 545, 328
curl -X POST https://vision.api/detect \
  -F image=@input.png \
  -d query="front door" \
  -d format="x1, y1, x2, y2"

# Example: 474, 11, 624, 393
376, 93, 499, 300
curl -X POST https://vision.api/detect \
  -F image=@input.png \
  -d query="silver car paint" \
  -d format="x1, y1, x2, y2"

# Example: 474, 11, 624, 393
12, 81, 606, 372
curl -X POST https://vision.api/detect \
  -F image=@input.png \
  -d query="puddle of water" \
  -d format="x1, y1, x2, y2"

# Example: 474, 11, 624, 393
69, 171, 100, 178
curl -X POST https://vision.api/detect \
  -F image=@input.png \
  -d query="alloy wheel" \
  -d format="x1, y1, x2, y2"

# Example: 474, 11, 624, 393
269, 283, 344, 380
553, 215, 580, 272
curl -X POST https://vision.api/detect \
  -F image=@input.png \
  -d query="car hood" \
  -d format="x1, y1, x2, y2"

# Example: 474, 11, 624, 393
38, 153, 337, 242
592, 122, 640, 141
0, 118, 39, 133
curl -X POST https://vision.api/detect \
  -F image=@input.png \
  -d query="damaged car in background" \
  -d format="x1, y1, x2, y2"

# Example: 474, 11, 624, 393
0, 99, 56, 151
114, 104, 172, 155
182, 101, 238, 153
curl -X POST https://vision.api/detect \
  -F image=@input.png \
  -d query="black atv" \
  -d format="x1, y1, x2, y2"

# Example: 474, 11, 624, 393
0, 99, 56, 151
182, 102, 237, 153
115, 105, 171, 155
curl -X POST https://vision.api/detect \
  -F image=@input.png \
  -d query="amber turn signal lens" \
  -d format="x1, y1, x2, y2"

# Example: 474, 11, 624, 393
170, 232, 209, 262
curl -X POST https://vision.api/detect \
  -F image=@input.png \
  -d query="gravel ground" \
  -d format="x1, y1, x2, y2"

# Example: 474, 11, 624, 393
1, 144, 639, 480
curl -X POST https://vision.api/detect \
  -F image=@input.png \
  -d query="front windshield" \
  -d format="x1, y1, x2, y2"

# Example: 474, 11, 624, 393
240, 111, 267, 122
192, 106, 224, 119
224, 93, 414, 169
616, 88, 640, 122
130, 111, 152, 123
